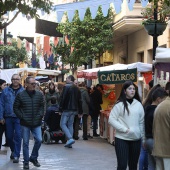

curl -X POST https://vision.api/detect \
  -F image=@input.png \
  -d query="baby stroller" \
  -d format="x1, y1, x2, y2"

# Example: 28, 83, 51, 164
43, 105, 66, 144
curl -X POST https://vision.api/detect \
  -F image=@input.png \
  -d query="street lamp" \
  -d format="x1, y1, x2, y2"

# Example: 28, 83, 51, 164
6, 32, 13, 44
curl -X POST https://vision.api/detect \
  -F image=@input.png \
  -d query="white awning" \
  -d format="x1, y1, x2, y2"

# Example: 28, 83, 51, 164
0, 68, 61, 84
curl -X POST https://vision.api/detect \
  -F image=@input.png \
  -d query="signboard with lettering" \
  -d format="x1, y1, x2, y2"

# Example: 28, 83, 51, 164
98, 68, 137, 84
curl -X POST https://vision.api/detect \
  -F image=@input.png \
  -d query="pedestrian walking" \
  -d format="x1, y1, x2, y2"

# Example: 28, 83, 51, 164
0, 74, 24, 163
152, 85, 170, 170
139, 83, 161, 170
0, 79, 8, 150
90, 84, 103, 137
73, 79, 81, 140
79, 82, 90, 140
144, 87, 167, 170
59, 75, 82, 148
13, 76, 45, 169
109, 80, 145, 170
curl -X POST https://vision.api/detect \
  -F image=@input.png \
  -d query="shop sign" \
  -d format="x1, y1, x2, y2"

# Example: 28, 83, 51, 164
98, 68, 137, 84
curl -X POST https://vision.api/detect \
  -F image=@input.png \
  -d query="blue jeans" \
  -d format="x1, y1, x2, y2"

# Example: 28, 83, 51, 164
22, 126, 42, 163
145, 138, 156, 170
60, 111, 77, 140
5, 117, 22, 157
139, 144, 148, 170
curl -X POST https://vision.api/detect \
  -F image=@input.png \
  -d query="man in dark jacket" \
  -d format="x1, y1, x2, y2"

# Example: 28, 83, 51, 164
0, 74, 24, 163
91, 84, 103, 137
59, 75, 82, 148
14, 76, 44, 170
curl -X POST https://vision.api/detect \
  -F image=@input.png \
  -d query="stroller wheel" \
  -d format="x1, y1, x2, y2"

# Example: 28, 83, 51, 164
43, 131, 51, 144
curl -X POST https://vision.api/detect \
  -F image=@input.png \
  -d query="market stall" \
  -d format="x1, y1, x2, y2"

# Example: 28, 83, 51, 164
154, 47, 170, 87
0, 68, 61, 85
78, 62, 152, 144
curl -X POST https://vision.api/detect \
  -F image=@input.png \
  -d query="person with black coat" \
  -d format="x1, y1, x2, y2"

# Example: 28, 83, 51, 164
14, 76, 44, 169
90, 84, 103, 137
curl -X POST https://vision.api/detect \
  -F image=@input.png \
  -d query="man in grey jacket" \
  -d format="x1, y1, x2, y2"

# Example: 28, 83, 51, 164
14, 76, 44, 169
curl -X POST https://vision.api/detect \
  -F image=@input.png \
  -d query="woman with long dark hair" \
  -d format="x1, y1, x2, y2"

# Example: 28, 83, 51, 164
45, 82, 60, 108
109, 81, 145, 170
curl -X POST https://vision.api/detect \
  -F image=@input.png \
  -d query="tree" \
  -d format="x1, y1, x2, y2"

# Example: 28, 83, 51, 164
0, 0, 53, 29
0, 41, 28, 68
149, 0, 169, 6
52, 6, 114, 72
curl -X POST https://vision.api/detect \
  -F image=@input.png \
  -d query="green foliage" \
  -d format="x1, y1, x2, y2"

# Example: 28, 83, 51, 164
53, 6, 114, 71
51, 40, 71, 69
148, 0, 170, 6
142, 0, 170, 25
0, 0, 53, 29
0, 41, 28, 67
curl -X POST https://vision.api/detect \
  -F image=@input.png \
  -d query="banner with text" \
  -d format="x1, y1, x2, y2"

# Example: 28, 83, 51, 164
98, 68, 137, 84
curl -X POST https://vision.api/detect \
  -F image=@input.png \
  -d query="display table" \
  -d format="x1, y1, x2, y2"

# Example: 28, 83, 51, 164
100, 110, 115, 144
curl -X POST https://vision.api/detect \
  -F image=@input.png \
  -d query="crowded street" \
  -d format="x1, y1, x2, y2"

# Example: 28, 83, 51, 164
0, 132, 116, 170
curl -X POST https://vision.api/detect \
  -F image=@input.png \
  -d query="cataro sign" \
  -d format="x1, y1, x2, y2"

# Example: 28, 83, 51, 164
98, 68, 137, 84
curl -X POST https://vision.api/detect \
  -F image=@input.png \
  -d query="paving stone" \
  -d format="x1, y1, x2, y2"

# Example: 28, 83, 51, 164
0, 132, 117, 170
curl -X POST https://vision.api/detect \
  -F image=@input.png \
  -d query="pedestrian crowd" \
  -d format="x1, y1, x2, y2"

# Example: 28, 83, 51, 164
0, 74, 103, 169
0, 74, 170, 170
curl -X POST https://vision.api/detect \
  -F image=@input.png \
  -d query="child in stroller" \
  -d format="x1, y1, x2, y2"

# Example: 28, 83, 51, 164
43, 96, 66, 144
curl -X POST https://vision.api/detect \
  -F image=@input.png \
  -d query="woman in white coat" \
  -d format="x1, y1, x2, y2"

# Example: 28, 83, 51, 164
109, 81, 145, 170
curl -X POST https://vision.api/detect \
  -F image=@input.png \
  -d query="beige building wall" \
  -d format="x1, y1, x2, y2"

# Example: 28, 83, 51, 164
113, 26, 170, 65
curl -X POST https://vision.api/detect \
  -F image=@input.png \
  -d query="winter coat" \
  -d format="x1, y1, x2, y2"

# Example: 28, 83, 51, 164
45, 91, 60, 108
109, 99, 145, 141
90, 88, 103, 115
153, 97, 170, 158
144, 105, 157, 139
13, 90, 45, 128
0, 84, 24, 120
79, 87, 90, 115
59, 83, 82, 114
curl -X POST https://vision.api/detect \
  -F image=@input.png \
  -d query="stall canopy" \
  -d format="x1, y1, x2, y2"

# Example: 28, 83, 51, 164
77, 62, 152, 84
0, 68, 61, 84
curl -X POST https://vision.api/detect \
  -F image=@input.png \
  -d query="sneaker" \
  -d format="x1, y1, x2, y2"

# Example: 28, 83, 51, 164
13, 157, 19, 163
68, 145, 72, 148
93, 133, 100, 137
29, 159, 40, 167
10, 152, 14, 159
64, 139, 75, 147
23, 163, 29, 169
2, 143, 9, 147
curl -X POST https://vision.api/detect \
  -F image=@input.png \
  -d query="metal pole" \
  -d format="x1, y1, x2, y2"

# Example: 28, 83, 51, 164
3, 26, 7, 69
152, 2, 158, 78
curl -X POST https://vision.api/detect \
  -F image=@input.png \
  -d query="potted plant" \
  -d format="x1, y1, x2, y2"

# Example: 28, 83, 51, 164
141, 1, 170, 36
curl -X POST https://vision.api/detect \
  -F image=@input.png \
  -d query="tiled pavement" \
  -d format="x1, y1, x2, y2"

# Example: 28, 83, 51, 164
0, 135, 117, 170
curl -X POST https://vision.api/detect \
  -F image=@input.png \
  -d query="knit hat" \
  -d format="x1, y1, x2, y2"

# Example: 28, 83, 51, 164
0, 79, 6, 85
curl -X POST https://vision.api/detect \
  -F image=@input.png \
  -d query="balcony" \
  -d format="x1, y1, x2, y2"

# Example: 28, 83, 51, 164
112, 1, 146, 41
